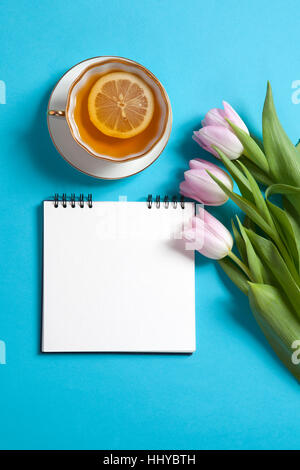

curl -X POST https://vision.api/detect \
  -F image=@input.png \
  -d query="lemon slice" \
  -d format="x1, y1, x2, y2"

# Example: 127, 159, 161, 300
88, 72, 155, 139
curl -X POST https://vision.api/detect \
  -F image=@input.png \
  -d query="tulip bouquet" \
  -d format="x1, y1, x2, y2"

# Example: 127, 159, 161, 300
180, 83, 300, 380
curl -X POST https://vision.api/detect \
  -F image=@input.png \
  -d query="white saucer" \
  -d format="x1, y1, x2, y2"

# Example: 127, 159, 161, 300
47, 57, 172, 179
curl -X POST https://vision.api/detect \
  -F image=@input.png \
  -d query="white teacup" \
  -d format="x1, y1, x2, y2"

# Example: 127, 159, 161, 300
48, 57, 172, 163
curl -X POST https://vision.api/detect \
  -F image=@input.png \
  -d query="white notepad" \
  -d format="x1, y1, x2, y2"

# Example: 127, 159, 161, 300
42, 198, 196, 353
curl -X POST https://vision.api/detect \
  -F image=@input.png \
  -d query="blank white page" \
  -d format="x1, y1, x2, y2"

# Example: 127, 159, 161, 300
42, 200, 195, 353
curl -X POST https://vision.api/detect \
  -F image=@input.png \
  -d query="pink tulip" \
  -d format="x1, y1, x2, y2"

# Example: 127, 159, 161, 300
179, 159, 233, 206
193, 126, 244, 160
183, 208, 233, 260
201, 101, 249, 134
193, 101, 249, 160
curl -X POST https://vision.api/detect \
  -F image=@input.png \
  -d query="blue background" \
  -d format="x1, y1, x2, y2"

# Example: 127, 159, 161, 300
0, 0, 299, 450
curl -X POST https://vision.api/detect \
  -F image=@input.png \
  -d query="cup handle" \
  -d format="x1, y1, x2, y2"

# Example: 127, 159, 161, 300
48, 110, 66, 117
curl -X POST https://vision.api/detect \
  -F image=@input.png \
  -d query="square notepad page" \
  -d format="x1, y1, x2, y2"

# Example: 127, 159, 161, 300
42, 200, 196, 353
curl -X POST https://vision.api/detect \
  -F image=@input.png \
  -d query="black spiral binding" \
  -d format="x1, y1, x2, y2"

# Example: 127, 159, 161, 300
53, 194, 183, 209
53, 194, 93, 208
147, 195, 185, 209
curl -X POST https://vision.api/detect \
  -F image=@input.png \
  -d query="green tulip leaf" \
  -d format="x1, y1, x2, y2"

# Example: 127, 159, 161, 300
226, 119, 269, 173
266, 183, 300, 198
251, 135, 264, 151
208, 171, 298, 278
236, 217, 265, 284
246, 229, 300, 314
231, 219, 247, 263
211, 146, 254, 202
266, 184, 300, 270
248, 283, 300, 382
266, 183, 300, 217
283, 196, 300, 230
284, 198, 300, 256
239, 156, 273, 186
208, 171, 277, 239
262, 82, 300, 186
237, 161, 274, 227
218, 257, 249, 295
243, 215, 256, 231
266, 199, 300, 271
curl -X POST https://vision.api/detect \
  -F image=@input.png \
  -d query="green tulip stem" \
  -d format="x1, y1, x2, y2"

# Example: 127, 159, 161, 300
227, 251, 254, 281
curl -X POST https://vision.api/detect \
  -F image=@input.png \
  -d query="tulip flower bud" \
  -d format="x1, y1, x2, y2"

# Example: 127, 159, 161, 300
179, 159, 233, 206
193, 101, 249, 160
182, 209, 233, 260
202, 101, 249, 134
193, 126, 244, 160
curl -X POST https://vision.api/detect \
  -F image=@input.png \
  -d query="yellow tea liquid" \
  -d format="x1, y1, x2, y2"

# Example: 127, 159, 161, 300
73, 70, 164, 159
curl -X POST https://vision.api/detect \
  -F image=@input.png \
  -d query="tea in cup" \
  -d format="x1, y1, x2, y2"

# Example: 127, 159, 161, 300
48, 57, 172, 163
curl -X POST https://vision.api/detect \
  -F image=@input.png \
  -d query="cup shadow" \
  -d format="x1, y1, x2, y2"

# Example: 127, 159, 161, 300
24, 84, 121, 188
173, 116, 219, 177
